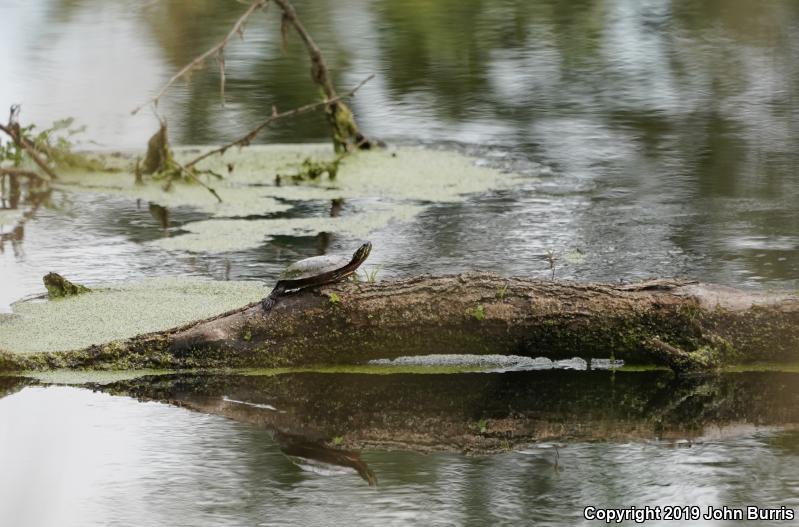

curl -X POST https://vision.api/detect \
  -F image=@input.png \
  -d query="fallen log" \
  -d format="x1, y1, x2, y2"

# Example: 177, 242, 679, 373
2, 273, 797, 372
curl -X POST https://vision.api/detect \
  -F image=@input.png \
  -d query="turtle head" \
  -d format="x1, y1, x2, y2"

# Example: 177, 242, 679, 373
351, 242, 372, 265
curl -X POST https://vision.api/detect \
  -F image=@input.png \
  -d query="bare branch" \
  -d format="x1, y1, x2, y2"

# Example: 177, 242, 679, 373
185, 74, 374, 169
176, 164, 223, 203
131, 0, 269, 115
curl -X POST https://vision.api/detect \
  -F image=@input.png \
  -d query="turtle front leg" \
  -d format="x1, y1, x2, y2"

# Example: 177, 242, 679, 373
261, 295, 277, 311
261, 284, 284, 312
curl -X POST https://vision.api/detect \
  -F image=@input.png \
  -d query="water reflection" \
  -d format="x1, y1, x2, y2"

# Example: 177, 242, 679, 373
97, 370, 799, 451
277, 433, 378, 486
0, 175, 52, 252
1, 373, 798, 525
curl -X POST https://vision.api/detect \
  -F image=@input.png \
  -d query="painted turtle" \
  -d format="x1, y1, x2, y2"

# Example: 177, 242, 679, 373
262, 242, 372, 311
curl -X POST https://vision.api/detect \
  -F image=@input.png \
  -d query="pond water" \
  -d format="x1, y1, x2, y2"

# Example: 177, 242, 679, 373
1, 0, 799, 524
1, 372, 799, 526
2, 0, 798, 308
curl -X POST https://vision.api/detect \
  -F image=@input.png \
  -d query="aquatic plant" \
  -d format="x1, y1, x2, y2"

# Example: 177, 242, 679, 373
0, 105, 104, 182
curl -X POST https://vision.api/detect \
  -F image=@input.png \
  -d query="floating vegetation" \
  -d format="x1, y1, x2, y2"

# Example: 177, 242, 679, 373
277, 156, 342, 184
0, 277, 263, 354
13, 369, 171, 385
150, 205, 423, 253
54, 145, 521, 252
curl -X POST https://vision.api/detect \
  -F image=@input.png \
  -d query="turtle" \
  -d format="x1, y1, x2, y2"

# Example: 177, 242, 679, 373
262, 242, 372, 311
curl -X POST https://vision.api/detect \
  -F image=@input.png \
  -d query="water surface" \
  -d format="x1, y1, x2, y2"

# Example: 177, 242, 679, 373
2, 372, 799, 526
2, 0, 798, 309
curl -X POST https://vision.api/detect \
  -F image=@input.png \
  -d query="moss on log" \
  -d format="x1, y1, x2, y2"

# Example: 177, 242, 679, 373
2, 274, 797, 372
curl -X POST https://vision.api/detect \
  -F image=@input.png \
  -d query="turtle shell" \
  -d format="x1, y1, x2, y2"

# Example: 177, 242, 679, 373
280, 254, 352, 281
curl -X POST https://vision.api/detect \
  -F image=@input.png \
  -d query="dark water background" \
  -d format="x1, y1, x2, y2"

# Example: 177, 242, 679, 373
1, 1, 799, 524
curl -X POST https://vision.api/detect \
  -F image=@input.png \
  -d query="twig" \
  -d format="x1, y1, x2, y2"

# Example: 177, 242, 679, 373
0, 122, 58, 181
185, 74, 374, 169
131, 0, 269, 115
177, 164, 223, 203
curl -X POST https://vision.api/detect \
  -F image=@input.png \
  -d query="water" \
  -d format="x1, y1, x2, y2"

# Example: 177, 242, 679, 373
2, 0, 799, 309
2, 372, 799, 526
2, 1, 799, 524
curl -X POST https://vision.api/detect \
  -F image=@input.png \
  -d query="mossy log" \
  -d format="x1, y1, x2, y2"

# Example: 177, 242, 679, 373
3, 273, 798, 372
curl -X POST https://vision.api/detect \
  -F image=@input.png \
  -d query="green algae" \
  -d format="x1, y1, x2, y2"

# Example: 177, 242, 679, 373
7, 362, 798, 382
13, 369, 172, 385
0, 277, 264, 355
236, 364, 495, 376
151, 204, 423, 253
166, 144, 519, 203
616, 364, 673, 372
57, 171, 292, 218
722, 362, 799, 374
56, 144, 521, 253
61, 144, 516, 205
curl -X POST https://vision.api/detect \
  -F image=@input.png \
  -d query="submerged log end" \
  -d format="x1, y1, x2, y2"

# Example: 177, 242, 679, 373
43, 272, 91, 298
